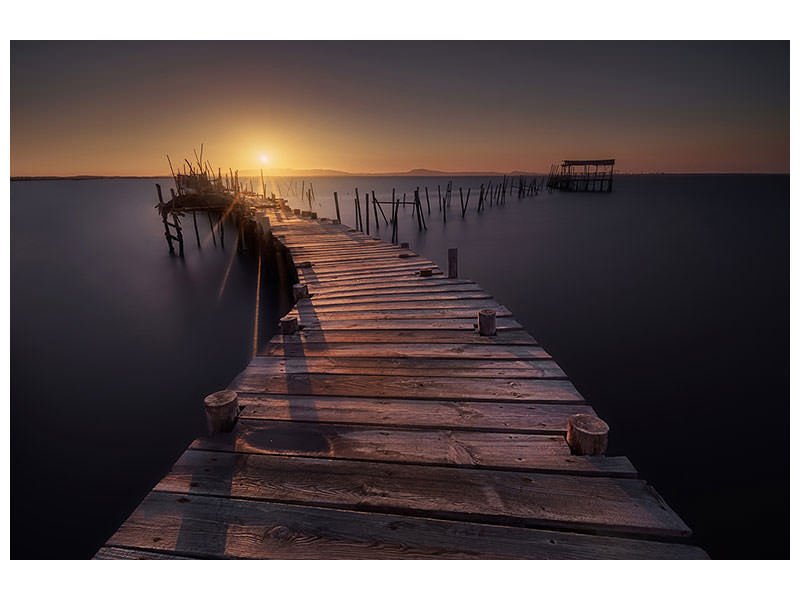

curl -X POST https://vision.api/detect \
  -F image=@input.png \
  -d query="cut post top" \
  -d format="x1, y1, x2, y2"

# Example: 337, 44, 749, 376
566, 413, 610, 456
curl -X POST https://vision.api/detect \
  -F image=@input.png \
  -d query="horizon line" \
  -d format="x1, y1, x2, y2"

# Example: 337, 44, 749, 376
11, 171, 790, 181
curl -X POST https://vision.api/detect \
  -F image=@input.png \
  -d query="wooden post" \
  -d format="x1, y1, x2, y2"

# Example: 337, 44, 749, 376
207, 211, 217, 247
293, 283, 309, 301
261, 169, 266, 199
477, 309, 496, 336
372, 192, 379, 230
448, 248, 458, 279
414, 189, 423, 231
218, 213, 225, 249
416, 189, 426, 230
425, 186, 431, 213
192, 210, 201, 248
173, 214, 184, 257
162, 216, 174, 255
204, 390, 239, 435
280, 316, 299, 335
334, 192, 341, 223
366, 186, 370, 235
374, 192, 389, 224
566, 414, 609, 456
392, 196, 399, 244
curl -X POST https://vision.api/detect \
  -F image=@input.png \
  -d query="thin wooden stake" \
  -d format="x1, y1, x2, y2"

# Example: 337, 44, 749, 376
192, 210, 201, 248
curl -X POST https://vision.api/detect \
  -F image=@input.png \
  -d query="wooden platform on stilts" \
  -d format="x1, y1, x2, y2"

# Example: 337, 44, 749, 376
95, 205, 707, 560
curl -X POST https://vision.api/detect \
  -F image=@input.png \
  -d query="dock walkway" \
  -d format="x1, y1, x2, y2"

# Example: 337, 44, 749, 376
96, 206, 707, 559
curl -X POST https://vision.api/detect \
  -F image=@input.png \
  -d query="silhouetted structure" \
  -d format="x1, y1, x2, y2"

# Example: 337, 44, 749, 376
547, 159, 615, 193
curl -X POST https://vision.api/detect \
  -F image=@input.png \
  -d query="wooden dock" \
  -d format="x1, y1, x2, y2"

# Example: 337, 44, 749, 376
96, 205, 707, 559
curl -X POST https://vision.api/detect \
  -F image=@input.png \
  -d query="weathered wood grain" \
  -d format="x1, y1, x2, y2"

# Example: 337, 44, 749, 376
260, 329, 540, 346
189, 420, 634, 475
93, 546, 192, 560
156, 450, 691, 537
311, 278, 476, 296
310, 292, 494, 306
242, 356, 566, 379
313, 285, 486, 301
295, 297, 505, 311
107, 492, 706, 559
259, 340, 550, 359
230, 370, 582, 402
298, 259, 435, 276
290, 306, 513, 321
237, 394, 585, 432
294, 317, 522, 331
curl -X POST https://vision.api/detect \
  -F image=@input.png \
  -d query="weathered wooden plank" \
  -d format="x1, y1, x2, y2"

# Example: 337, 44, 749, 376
230, 371, 581, 402
310, 278, 477, 296
260, 340, 550, 359
299, 265, 441, 283
242, 356, 566, 379
294, 317, 522, 331
311, 292, 493, 306
157, 450, 691, 538
237, 394, 586, 432
297, 258, 435, 275
260, 329, 540, 346
296, 298, 504, 312
108, 492, 706, 559
306, 273, 449, 290
292, 249, 420, 263
290, 307, 513, 321
93, 546, 192, 560
313, 284, 485, 301
189, 420, 633, 475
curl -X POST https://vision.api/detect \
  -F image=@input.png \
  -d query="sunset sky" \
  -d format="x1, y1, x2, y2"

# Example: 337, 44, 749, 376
10, 41, 789, 177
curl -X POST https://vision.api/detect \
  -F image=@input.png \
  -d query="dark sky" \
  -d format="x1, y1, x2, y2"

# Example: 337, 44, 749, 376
10, 41, 789, 175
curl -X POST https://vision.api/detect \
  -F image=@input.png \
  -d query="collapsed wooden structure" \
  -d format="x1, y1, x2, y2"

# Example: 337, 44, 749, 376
155, 147, 287, 257
546, 159, 615, 193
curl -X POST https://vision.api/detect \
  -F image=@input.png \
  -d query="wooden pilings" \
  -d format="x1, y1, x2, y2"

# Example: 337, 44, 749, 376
566, 414, 610, 456
192, 210, 201, 248
334, 192, 341, 223
448, 248, 458, 279
204, 390, 239, 435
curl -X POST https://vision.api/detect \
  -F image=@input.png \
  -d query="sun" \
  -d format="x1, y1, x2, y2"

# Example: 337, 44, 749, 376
259, 154, 270, 165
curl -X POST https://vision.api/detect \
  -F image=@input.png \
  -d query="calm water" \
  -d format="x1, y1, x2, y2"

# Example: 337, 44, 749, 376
11, 178, 282, 559
12, 175, 788, 559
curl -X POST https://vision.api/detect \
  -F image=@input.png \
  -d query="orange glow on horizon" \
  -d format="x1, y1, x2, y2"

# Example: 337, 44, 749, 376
10, 41, 789, 177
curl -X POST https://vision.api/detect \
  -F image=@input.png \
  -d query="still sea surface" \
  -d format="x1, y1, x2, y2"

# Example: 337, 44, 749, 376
11, 174, 788, 558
